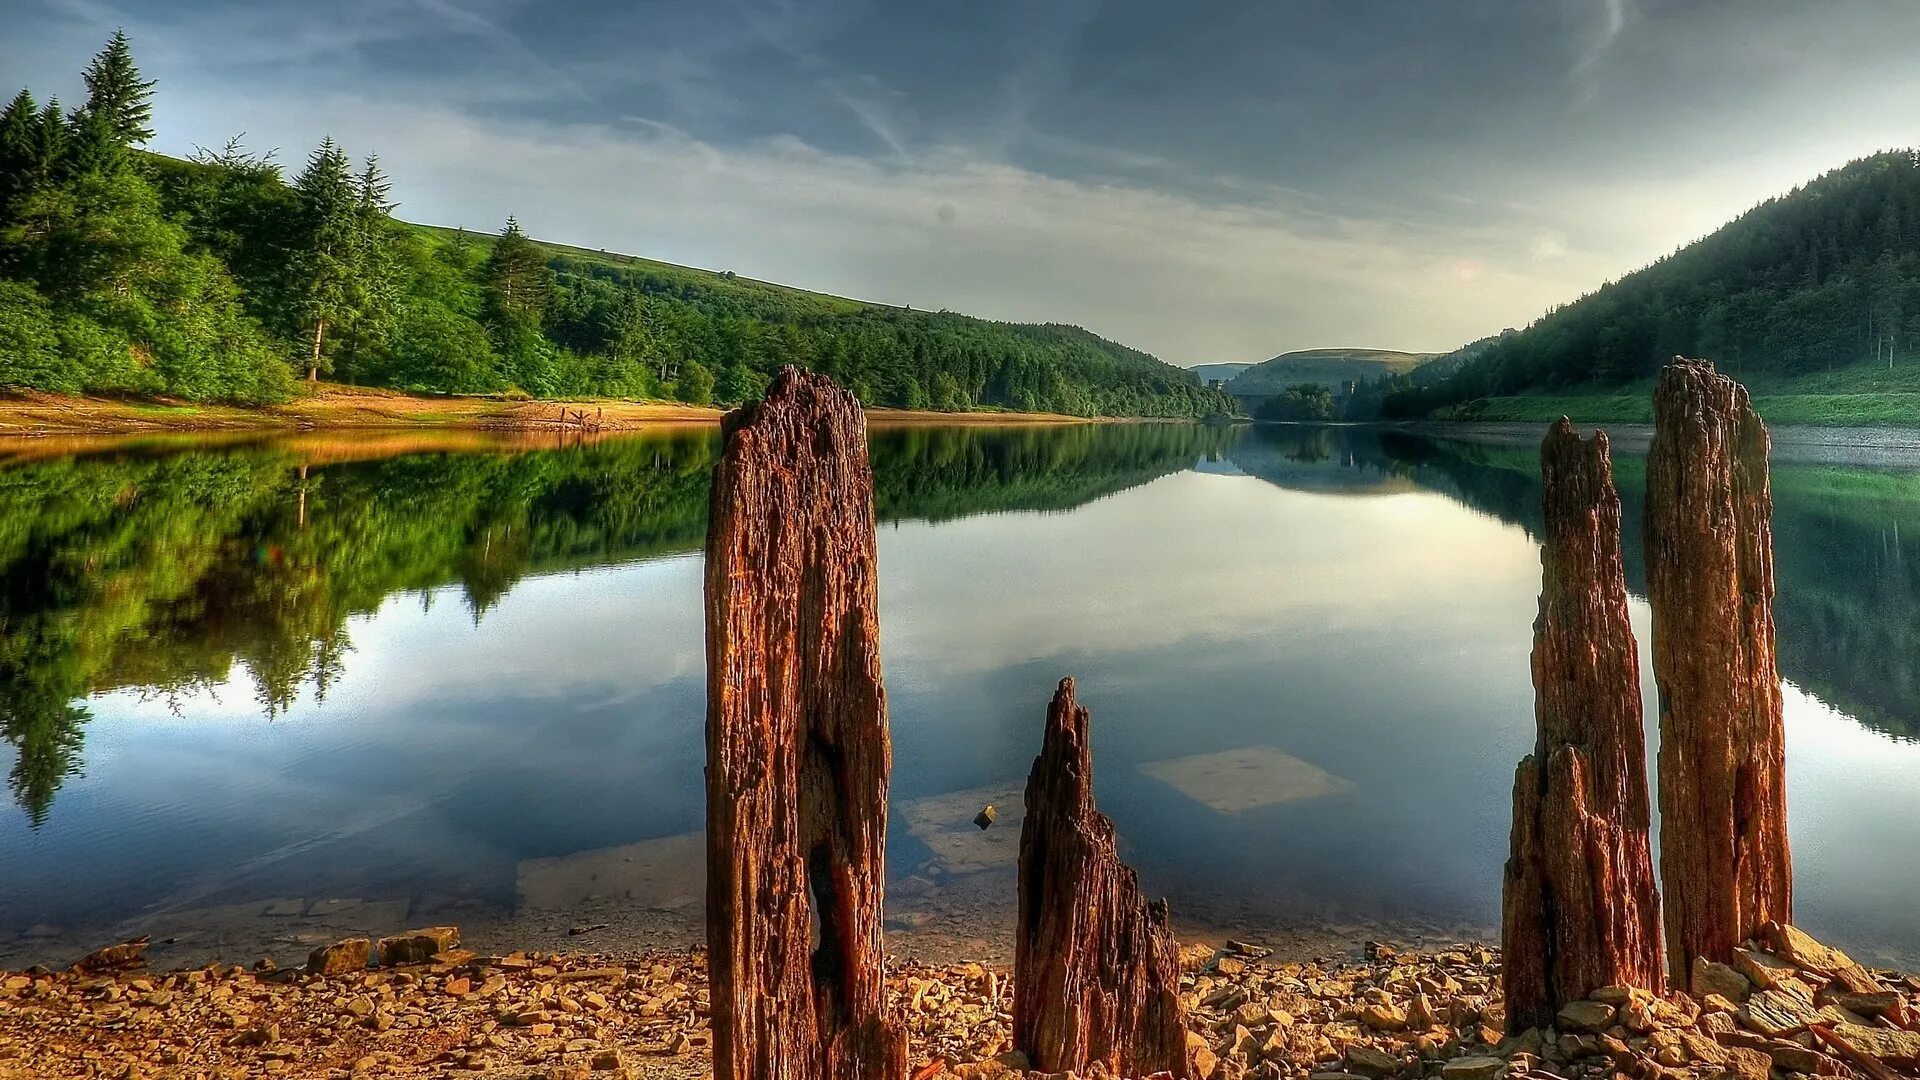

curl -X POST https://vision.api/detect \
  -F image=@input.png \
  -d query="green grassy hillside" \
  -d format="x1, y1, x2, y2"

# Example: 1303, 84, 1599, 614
1435, 360, 1920, 426
0, 33, 1230, 419
1228, 348, 1436, 395
1391, 151, 1920, 422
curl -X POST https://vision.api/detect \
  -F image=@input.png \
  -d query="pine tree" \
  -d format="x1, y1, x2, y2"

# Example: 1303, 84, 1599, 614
337, 154, 401, 375
290, 137, 361, 381
79, 31, 156, 147
0, 91, 38, 204
356, 155, 393, 216
482, 216, 551, 326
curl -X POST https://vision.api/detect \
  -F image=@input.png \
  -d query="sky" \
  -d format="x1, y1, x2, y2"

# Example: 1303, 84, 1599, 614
6, 0, 1920, 367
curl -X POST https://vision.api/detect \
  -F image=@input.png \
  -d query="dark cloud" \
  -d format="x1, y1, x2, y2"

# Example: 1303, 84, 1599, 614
6, 0, 1919, 364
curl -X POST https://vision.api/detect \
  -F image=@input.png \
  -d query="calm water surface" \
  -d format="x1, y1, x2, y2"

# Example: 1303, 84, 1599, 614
2, 423, 1918, 966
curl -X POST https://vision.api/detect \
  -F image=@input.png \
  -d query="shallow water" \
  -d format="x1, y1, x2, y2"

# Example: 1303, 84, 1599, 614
2, 422, 1917, 966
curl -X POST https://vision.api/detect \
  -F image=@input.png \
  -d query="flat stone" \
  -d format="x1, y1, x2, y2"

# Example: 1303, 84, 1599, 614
375, 927, 460, 967
1691, 957, 1752, 1002
1741, 988, 1821, 1037
1139, 745, 1353, 814
1440, 1056, 1506, 1080
1764, 923, 1878, 991
1556, 1000, 1617, 1033
901, 782, 1027, 875
1346, 1045, 1399, 1075
1829, 1024, 1920, 1066
72, 938, 149, 973
1731, 948, 1799, 991
260, 900, 307, 918
1360, 1001, 1407, 1031
1763, 1041, 1836, 1074
514, 831, 704, 911
1722, 1045, 1772, 1080
1677, 1030, 1728, 1065
1816, 987, 1900, 1015
306, 938, 370, 976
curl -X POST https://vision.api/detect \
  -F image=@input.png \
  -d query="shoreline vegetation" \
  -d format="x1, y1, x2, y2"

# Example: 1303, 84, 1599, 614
0, 384, 1095, 439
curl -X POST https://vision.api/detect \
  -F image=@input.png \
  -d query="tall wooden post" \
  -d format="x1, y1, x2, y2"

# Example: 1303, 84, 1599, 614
1645, 358, 1792, 986
705, 367, 907, 1080
1502, 419, 1663, 1032
1015, 678, 1188, 1078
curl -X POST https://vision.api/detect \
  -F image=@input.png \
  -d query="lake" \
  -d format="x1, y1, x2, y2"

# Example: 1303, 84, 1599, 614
2, 422, 1918, 970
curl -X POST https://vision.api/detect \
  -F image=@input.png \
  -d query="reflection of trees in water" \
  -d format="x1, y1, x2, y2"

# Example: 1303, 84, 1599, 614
1233, 425, 1920, 744
0, 423, 1235, 823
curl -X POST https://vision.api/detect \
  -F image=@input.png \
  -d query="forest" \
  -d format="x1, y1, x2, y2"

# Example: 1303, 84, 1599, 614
1385, 151, 1920, 417
0, 34, 1229, 419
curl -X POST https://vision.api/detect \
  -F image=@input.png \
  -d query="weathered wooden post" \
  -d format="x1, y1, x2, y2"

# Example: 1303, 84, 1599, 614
1014, 677, 1188, 1078
1645, 357, 1792, 986
1503, 419, 1663, 1032
705, 367, 907, 1080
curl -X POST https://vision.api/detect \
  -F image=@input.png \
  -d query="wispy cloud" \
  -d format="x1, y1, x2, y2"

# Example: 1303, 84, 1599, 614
165, 80, 1671, 362
15, 0, 1920, 364
1572, 0, 1630, 92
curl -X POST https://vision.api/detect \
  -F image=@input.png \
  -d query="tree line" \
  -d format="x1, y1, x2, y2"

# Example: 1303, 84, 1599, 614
1384, 151, 1920, 417
0, 34, 1230, 418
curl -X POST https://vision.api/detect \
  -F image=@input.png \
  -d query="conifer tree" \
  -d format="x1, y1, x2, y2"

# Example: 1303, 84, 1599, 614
356, 155, 393, 216
337, 154, 401, 373
290, 137, 361, 381
482, 215, 551, 325
0, 90, 40, 213
79, 31, 156, 147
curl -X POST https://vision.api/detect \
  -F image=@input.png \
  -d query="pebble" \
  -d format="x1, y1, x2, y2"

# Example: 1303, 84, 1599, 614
3, 929, 1915, 1080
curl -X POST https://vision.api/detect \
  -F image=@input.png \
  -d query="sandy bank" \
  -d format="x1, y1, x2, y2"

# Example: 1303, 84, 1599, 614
0, 386, 1093, 439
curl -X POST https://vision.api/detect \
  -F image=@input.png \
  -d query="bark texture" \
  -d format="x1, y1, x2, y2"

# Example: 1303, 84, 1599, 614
1645, 357, 1792, 987
1014, 677, 1187, 1078
704, 367, 907, 1080
1502, 419, 1664, 1032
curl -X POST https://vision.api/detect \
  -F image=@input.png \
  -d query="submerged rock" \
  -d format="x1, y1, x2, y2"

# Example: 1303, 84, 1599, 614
71, 936, 149, 974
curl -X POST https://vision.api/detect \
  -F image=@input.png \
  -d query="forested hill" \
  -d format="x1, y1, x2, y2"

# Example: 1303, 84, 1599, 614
1385, 151, 1920, 417
0, 34, 1228, 419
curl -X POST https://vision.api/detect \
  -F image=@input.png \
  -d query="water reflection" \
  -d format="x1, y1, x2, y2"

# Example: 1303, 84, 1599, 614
0, 424, 1232, 825
1, 421, 1918, 967
1231, 424, 1920, 742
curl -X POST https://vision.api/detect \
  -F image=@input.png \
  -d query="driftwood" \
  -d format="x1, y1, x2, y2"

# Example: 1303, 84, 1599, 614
704, 367, 907, 1080
1014, 677, 1188, 1078
1646, 357, 1792, 985
1502, 420, 1663, 1031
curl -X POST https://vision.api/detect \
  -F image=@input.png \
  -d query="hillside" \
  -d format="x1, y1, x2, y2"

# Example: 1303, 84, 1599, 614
1227, 348, 1436, 396
1389, 151, 1920, 420
1187, 362, 1253, 385
0, 34, 1230, 420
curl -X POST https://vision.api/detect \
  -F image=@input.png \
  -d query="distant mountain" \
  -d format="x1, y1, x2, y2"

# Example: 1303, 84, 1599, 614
1227, 348, 1437, 396
1188, 362, 1254, 385
1391, 151, 1920, 417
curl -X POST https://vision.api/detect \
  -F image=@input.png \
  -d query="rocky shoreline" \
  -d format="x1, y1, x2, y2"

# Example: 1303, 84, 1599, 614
5, 923, 1916, 1080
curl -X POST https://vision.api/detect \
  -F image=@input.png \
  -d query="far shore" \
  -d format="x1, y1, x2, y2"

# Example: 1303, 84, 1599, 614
0, 385, 1098, 439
